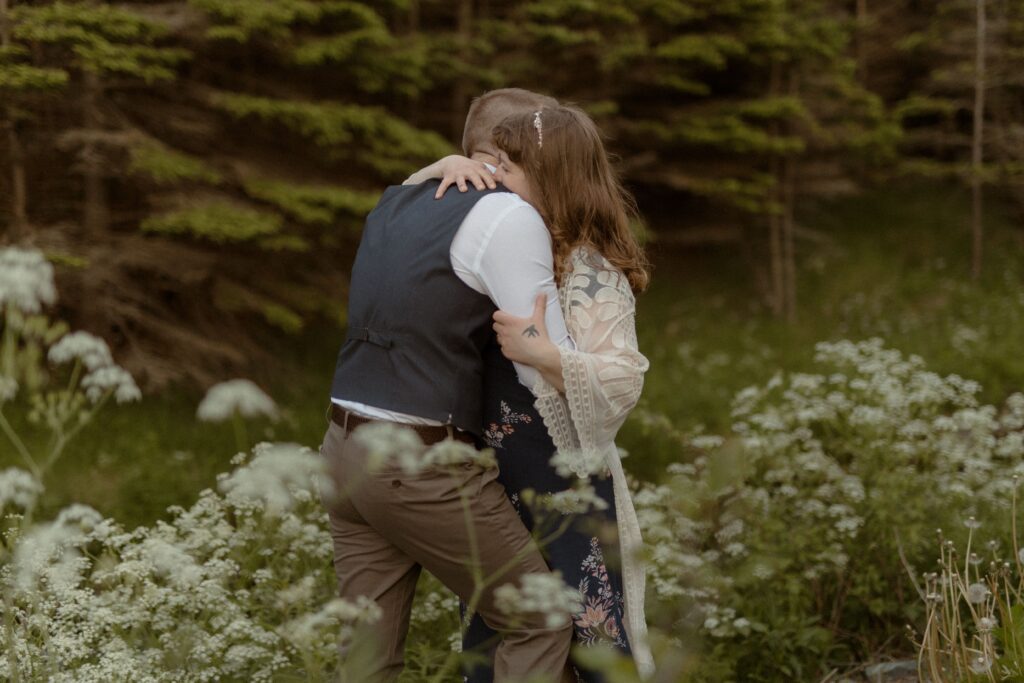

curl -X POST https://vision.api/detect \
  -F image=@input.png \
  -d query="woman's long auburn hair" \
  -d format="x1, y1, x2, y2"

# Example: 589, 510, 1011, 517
492, 105, 650, 293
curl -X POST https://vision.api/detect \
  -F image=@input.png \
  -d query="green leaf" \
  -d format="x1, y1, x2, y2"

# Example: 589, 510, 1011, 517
141, 202, 282, 243
128, 143, 223, 185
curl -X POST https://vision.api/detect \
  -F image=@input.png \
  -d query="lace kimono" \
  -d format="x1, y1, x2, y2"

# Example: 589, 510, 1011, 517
532, 247, 654, 677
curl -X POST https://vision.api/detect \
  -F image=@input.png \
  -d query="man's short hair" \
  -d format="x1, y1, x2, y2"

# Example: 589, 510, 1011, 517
462, 88, 559, 156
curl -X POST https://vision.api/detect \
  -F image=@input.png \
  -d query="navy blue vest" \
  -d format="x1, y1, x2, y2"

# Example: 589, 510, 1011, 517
330, 180, 504, 435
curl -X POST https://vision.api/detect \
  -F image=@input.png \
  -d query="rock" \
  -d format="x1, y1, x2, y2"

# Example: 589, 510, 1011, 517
863, 660, 919, 683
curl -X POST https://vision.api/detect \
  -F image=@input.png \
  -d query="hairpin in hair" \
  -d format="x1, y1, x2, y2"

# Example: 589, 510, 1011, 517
533, 110, 543, 148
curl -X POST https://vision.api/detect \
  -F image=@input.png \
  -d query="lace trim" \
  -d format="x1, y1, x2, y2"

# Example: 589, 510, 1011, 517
534, 246, 654, 677
608, 454, 654, 677
531, 372, 578, 457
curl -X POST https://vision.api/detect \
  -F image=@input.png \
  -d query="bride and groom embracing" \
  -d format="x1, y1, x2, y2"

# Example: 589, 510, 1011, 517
319, 88, 652, 682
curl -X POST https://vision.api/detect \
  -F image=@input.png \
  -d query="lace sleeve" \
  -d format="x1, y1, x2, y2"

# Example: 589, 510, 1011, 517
559, 252, 649, 451
532, 250, 649, 471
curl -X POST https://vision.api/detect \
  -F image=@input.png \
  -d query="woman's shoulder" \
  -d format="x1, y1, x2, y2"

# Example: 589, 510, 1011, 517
567, 245, 633, 299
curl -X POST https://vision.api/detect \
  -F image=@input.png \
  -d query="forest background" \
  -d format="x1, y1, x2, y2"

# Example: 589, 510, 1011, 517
3, 0, 1024, 681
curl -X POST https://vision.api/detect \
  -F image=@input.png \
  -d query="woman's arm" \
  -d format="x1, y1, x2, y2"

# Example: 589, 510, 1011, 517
495, 260, 648, 445
493, 294, 567, 392
402, 155, 496, 198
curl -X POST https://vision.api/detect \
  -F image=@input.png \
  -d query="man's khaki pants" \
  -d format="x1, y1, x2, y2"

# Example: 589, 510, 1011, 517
318, 419, 572, 682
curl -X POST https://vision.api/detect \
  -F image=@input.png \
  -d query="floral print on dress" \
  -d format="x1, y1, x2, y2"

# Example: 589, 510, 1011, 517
573, 537, 627, 649
482, 400, 533, 449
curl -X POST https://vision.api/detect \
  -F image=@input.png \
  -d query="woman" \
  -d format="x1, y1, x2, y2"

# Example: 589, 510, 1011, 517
416, 105, 652, 680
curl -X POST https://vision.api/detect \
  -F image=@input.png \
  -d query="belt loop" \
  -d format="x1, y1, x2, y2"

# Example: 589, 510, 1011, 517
344, 410, 351, 432
445, 424, 454, 440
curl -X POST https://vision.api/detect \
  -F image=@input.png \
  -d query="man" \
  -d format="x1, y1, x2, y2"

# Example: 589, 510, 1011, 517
320, 88, 573, 682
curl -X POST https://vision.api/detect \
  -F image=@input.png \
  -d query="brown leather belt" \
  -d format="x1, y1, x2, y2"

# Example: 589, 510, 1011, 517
330, 404, 475, 446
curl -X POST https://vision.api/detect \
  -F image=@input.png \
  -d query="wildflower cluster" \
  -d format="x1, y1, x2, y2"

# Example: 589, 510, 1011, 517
0, 247, 140, 485
632, 339, 1024, 678
0, 444, 378, 681
0, 248, 57, 314
351, 421, 497, 474
494, 571, 583, 629
197, 379, 279, 422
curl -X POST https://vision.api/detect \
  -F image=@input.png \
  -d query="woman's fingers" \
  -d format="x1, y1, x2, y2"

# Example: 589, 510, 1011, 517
435, 177, 454, 199
434, 160, 496, 199
494, 310, 512, 326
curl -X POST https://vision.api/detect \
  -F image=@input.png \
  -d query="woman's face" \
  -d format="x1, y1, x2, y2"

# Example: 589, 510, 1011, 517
495, 151, 535, 207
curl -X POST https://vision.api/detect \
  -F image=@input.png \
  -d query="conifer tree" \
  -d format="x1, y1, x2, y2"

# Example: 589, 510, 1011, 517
897, 0, 1008, 279
0, 0, 66, 240
492, 0, 896, 319
12, 1, 189, 237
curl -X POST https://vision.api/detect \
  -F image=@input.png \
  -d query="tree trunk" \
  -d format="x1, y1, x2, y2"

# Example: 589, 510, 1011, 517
767, 61, 785, 317
451, 0, 473, 143
0, 0, 29, 240
82, 68, 109, 237
408, 0, 419, 34
855, 0, 869, 80
782, 71, 800, 323
970, 0, 986, 280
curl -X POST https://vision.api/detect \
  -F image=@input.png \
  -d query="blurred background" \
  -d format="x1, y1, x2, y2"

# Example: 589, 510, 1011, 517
2, 0, 1024, 680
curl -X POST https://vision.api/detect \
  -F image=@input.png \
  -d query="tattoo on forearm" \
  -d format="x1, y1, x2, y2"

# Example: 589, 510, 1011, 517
523, 325, 540, 338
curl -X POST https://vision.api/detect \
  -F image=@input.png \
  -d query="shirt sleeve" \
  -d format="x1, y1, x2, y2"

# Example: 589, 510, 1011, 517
472, 201, 574, 391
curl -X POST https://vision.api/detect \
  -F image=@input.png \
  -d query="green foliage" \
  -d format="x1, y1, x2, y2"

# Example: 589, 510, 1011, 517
190, 0, 379, 41
209, 92, 453, 176
140, 202, 282, 243
0, 63, 67, 92
12, 1, 189, 80
243, 178, 377, 226
212, 278, 310, 334
128, 143, 223, 185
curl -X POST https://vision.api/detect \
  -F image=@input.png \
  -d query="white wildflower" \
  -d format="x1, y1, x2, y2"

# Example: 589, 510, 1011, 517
723, 542, 747, 557
423, 438, 496, 471
0, 247, 57, 313
0, 375, 17, 402
218, 443, 327, 515
543, 485, 609, 514
0, 467, 43, 510
968, 652, 993, 674
978, 616, 997, 632
279, 596, 381, 650
549, 448, 607, 479
350, 421, 425, 473
410, 586, 459, 626
495, 572, 582, 629
197, 379, 279, 422
690, 435, 724, 450
276, 575, 318, 609
138, 537, 204, 588
966, 583, 990, 604
715, 519, 744, 543
54, 503, 104, 531
48, 331, 114, 370
82, 365, 141, 404
12, 520, 86, 591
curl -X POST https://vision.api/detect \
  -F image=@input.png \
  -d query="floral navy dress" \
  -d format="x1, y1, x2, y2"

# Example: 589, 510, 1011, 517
461, 336, 632, 683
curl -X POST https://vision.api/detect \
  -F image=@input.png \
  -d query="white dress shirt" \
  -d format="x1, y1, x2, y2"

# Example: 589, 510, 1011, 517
333, 189, 573, 425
